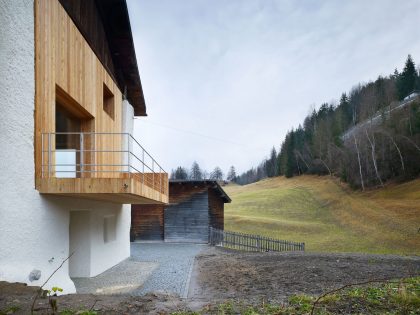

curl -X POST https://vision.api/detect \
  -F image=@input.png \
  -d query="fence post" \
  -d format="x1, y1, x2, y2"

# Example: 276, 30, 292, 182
209, 227, 213, 245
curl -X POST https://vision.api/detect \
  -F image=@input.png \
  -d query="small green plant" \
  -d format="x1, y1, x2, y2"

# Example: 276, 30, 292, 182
0, 305, 20, 315
58, 309, 97, 315
171, 277, 420, 315
217, 301, 236, 315
46, 286, 64, 314
288, 294, 313, 312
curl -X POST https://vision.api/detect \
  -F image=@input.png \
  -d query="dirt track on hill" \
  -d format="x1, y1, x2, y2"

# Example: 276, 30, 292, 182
1, 248, 419, 314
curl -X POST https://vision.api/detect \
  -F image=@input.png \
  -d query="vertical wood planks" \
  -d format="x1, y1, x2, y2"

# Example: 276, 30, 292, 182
35, 0, 123, 184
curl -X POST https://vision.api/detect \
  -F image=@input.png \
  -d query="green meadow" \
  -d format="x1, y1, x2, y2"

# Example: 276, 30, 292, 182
224, 176, 420, 255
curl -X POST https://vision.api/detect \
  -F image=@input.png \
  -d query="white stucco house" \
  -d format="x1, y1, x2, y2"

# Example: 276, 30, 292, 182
0, 0, 168, 293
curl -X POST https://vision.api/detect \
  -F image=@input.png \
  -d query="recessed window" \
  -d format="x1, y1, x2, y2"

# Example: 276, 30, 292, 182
103, 83, 114, 119
103, 215, 117, 243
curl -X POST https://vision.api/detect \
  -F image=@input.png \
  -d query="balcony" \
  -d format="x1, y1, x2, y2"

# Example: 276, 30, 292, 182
37, 132, 168, 204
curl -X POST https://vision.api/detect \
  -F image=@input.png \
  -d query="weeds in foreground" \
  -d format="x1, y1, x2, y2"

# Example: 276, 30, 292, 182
0, 305, 20, 315
173, 277, 420, 315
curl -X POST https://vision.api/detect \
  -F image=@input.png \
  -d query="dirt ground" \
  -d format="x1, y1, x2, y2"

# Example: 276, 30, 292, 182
1, 247, 419, 314
189, 247, 420, 304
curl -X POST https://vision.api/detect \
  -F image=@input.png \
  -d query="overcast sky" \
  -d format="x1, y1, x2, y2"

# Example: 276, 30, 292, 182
127, 0, 420, 176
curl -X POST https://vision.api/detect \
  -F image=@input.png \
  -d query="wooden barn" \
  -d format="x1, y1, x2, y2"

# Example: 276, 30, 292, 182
131, 180, 231, 243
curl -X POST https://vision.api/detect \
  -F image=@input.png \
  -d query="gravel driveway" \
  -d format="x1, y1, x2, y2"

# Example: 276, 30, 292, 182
73, 242, 205, 297
131, 242, 204, 297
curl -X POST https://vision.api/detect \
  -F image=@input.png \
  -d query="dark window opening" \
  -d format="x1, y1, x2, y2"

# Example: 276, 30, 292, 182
103, 83, 115, 119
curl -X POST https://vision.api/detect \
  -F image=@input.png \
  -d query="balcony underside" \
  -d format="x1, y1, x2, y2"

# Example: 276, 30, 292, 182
37, 177, 168, 204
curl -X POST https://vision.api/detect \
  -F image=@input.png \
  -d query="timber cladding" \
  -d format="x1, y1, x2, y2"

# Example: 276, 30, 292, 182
131, 180, 231, 243
35, 0, 123, 184
131, 204, 164, 241
57, 0, 146, 116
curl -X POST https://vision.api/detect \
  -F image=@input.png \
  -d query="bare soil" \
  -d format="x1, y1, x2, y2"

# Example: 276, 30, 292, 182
1, 248, 419, 314
189, 247, 420, 304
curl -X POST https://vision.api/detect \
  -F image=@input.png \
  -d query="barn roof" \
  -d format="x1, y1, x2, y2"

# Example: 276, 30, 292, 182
169, 180, 232, 203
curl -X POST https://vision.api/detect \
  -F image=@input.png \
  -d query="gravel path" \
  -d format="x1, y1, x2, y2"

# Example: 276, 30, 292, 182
73, 242, 205, 297
73, 260, 158, 294
131, 242, 205, 297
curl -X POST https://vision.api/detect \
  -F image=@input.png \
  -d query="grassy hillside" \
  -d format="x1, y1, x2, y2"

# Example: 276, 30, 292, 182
224, 176, 420, 255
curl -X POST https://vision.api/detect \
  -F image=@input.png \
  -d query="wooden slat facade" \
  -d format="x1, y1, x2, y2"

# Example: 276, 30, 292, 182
131, 181, 230, 243
57, 0, 146, 116
35, 0, 123, 183
33, 0, 168, 204
164, 190, 209, 243
208, 187, 224, 230
131, 204, 164, 241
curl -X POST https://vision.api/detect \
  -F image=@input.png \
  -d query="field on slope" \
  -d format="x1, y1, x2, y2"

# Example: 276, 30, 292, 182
224, 176, 420, 255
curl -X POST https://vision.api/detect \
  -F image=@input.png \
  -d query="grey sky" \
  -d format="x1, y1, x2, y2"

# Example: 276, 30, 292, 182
127, 0, 420, 175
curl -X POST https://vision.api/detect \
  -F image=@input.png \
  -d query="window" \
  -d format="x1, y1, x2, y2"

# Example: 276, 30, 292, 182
103, 215, 117, 243
103, 83, 114, 119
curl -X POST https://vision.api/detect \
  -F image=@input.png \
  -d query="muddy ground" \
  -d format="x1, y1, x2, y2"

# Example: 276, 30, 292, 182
1, 247, 419, 314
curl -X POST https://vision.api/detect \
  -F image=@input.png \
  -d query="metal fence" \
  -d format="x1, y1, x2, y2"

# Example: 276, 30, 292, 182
41, 132, 167, 194
209, 227, 305, 252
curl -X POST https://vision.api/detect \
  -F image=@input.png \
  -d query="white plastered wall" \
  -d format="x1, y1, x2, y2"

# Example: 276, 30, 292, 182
0, 0, 131, 293
68, 201, 131, 278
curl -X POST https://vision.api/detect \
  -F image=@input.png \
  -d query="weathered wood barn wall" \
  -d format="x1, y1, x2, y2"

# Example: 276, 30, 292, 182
131, 204, 164, 241
131, 180, 231, 243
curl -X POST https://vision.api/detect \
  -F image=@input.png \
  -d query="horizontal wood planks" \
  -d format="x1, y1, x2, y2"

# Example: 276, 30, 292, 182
131, 205, 164, 241
208, 188, 224, 230
131, 182, 228, 242
38, 175, 169, 204
164, 191, 209, 243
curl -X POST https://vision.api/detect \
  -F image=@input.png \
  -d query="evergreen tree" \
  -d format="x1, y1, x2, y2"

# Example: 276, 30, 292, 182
226, 166, 237, 181
236, 55, 420, 188
210, 166, 224, 181
172, 166, 188, 179
266, 147, 278, 177
397, 55, 418, 100
190, 161, 203, 180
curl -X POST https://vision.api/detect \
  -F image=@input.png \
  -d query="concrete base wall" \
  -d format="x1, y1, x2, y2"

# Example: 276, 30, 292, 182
0, 0, 130, 293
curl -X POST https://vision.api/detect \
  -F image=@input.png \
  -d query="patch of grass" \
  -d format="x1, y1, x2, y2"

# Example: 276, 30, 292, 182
59, 309, 97, 315
0, 305, 20, 315
172, 277, 420, 314
224, 175, 420, 254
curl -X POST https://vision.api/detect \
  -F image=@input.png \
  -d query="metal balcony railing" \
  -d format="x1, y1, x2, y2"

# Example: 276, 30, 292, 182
41, 132, 168, 195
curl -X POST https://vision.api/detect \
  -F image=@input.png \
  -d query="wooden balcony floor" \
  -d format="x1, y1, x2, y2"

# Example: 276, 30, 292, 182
37, 176, 168, 204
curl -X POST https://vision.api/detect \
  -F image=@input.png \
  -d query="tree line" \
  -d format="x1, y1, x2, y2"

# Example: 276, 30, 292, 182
170, 162, 237, 182
235, 55, 420, 189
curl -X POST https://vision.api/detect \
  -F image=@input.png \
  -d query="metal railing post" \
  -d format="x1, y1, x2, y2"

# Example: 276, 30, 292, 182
152, 160, 155, 191
48, 133, 52, 177
142, 148, 145, 185
80, 133, 84, 176
41, 134, 44, 178
127, 134, 130, 174
160, 166, 162, 195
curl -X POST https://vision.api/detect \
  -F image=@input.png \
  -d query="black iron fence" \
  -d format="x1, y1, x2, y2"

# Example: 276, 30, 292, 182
209, 227, 305, 252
